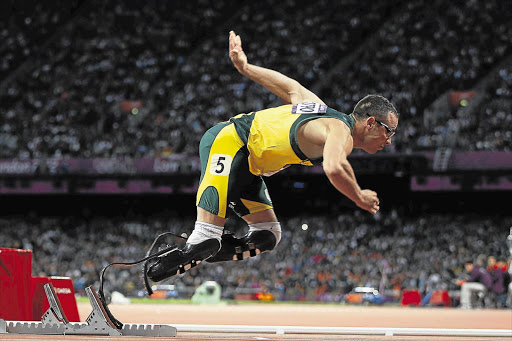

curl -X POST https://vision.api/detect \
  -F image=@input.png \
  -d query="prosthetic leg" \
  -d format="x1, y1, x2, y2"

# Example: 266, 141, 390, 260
146, 239, 221, 282
146, 223, 280, 282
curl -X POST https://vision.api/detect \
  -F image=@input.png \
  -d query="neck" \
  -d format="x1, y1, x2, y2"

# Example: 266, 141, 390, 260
351, 117, 363, 148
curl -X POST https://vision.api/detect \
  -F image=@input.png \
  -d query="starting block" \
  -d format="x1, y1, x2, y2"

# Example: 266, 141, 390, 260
0, 283, 176, 337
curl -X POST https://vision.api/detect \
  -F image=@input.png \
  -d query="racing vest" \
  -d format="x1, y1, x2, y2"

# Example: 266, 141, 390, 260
229, 102, 354, 176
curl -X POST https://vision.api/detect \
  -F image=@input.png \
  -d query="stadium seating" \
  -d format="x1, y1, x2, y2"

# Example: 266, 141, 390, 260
1, 0, 511, 158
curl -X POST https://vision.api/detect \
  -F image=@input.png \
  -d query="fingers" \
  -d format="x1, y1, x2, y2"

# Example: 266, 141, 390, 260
367, 198, 380, 214
229, 31, 236, 51
229, 31, 235, 51
373, 198, 380, 213
229, 30, 242, 53
360, 201, 379, 214
369, 204, 379, 214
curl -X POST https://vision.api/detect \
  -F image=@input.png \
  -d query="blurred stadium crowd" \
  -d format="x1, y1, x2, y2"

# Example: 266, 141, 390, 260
1, 0, 511, 158
1, 0, 512, 309
3, 211, 511, 307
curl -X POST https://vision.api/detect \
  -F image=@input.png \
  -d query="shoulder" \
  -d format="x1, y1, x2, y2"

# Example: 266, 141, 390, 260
298, 115, 352, 150
320, 110, 355, 134
304, 116, 351, 132
308, 117, 354, 152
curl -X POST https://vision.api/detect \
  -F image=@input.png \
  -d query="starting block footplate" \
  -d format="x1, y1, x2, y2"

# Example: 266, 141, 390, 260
0, 283, 176, 337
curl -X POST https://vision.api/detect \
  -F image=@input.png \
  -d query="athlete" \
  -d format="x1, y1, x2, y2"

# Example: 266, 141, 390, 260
147, 31, 399, 282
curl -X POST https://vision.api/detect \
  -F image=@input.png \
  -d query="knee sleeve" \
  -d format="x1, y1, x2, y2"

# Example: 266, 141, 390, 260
248, 221, 281, 246
187, 221, 223, 245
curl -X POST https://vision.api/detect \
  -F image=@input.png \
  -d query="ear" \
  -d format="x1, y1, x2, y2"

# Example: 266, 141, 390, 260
366, 116, 375, 129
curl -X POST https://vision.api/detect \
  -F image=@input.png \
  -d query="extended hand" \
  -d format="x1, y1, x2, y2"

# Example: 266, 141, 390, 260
357, 189, 380, 214
229, 30, 248, 73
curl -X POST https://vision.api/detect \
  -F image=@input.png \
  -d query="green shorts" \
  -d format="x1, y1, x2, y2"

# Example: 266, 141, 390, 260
196, 122, 273, 218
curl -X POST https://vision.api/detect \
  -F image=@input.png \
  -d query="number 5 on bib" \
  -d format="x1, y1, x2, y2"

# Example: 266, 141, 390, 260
210, 154, 232, 176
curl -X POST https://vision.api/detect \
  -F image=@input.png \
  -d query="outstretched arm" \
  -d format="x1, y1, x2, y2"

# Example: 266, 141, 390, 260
229, 30, 324, 105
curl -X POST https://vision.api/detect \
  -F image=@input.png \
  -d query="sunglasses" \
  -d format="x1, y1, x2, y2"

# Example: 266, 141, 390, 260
366, 114, 395, 138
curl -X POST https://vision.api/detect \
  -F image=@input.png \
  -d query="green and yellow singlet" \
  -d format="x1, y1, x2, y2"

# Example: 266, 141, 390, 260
230, 102, 354, 176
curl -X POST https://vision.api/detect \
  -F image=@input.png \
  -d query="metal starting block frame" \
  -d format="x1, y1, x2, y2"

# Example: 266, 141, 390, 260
0, 283, 177, 337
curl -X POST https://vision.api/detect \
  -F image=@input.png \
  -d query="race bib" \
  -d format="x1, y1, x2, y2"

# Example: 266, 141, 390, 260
291, 102, 327, 114
209, 154, 232, 176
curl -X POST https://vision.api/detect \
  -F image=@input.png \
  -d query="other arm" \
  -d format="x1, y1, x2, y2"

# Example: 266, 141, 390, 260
321, 120, 380, 214
229, 30, 324, 105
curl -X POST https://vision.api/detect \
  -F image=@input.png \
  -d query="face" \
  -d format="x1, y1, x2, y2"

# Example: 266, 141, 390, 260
362, 111, 398, 154
465, 263, 474, 273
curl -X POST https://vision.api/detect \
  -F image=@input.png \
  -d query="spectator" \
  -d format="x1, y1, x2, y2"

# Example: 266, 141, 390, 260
456, 259, 493, 309
486, 255, 507, 307
496, 259, 512, 308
